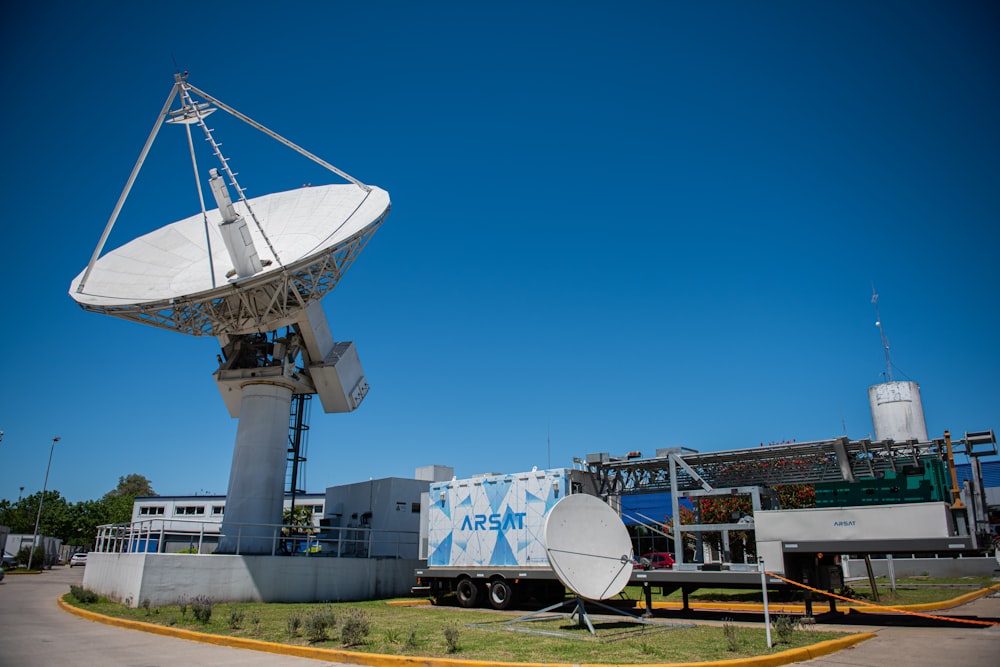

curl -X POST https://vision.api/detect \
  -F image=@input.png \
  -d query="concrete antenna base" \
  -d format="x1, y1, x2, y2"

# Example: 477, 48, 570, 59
217, 382, 294, 554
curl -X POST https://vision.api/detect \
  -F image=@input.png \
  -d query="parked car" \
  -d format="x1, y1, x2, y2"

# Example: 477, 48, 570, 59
1, 550, 15, 568
69, 553, 87, 567
639, 552, 675, 569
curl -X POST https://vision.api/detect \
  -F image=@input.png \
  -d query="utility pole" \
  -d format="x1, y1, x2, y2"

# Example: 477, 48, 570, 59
27, 437, 61, 571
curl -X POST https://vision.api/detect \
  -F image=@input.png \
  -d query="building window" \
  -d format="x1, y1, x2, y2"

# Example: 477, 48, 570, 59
175, 506, 206, 516
139, 506, 165, 516
411, 502, 420, 513
212, 506, 224, 515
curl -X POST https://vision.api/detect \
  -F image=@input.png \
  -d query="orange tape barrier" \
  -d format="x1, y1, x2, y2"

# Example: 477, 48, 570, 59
764, 571, 998, 627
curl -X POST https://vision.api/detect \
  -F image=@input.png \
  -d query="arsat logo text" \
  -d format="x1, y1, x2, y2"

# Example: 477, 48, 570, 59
833, 520, 856, 527
460, 513, 527, 531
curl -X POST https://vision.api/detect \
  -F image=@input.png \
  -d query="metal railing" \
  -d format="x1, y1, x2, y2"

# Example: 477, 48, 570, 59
94, 518, 419, 559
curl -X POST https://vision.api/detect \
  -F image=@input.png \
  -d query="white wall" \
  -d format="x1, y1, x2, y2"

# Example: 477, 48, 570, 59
842, 555, 999, 579
83, 552, 421, 607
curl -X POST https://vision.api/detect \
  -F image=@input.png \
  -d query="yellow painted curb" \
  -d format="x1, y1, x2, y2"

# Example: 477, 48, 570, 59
58, 595, 875, 667
850, 582, 1000, 614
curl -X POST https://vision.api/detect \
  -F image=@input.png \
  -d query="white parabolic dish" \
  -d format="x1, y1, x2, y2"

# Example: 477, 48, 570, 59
69, 184, 390, 337
544, 494, 634, 600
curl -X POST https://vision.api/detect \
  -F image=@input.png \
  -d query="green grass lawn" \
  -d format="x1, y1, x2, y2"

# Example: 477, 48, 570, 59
63, 594, 852, 664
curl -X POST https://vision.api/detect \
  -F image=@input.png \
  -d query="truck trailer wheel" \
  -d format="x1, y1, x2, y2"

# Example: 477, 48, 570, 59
456, 578, 483, 608
487, 578, 516, 610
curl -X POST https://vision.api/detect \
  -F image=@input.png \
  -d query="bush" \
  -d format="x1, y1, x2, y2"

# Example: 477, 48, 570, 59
18, 545, 45, 569
228, 606, 245, 629
444, 624, 461, 653
247, 611, 262, 635
722, 618, 739, 651
340, 608, 371, 647
303, 606, 336, 643
190, 596, 213, 624
772, 615, 800, 643
286, 612, 302, 637
69, 585, 98, 604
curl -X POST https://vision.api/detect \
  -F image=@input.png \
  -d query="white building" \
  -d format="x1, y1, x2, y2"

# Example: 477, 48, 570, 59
129, 493, 325, 553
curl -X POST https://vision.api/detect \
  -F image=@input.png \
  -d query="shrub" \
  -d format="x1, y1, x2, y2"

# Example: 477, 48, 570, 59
340, 608, 371, 647
248, 611, 262, 635
444, 624, 461, 653
69, 585, 98, 604
286, 612, 302, 637
722, 618, 739, 651
303, 606, 336, 643
18, 545, 45, 569
190, 596, 213, 624
179, 600, 188, 618
228, 606, 245, 629
772, 615, 799, 643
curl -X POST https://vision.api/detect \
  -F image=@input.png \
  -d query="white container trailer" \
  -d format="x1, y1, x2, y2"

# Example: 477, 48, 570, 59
415, 468, 599, 609
754, 502, 970, 590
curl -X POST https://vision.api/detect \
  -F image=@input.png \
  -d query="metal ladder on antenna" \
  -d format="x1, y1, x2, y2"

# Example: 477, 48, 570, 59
286, 393, 312, 502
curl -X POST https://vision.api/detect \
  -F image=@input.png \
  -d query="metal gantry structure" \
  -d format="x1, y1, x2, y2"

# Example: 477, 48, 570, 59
585, 432, 997, 495
584, 430, 998, 568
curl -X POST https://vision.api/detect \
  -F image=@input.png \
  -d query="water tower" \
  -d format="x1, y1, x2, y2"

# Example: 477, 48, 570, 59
868, 287, 928, 442
69, 73, 389, 553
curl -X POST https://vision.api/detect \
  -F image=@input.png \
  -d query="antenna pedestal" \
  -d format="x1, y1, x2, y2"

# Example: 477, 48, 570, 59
218, 382, 295, 554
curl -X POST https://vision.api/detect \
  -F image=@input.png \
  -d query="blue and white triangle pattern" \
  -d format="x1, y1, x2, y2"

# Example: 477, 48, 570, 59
426, 470, 570, 568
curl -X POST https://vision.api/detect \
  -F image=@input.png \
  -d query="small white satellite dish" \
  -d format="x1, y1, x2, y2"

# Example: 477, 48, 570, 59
544, 493, 634, 600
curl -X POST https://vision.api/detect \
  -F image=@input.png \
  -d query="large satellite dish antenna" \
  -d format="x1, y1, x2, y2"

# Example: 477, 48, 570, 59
504, 494, 643, 635
68, 73, 389, 553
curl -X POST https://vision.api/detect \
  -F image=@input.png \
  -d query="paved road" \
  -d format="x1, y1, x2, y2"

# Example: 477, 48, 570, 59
799, 591, 1000, 666
0, 567, 347, 667
1, 566, 998, 666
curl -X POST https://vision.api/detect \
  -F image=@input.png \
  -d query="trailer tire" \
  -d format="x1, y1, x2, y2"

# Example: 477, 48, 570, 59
456, 578, 482, 608
488, 578, 516, 610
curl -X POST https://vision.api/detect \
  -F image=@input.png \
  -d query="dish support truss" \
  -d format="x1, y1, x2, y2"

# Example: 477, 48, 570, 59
76, 218, 384, 338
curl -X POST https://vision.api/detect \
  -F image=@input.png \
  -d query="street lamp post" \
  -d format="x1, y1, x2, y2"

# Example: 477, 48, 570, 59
27, 437, 60, 571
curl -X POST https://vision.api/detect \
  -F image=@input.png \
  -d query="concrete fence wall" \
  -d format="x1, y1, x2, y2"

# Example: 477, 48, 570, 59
83, 552, 420, 607
842, 555, 1000, 579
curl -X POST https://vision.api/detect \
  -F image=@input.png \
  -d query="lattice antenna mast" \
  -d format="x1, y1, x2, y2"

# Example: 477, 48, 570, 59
871, 283, 892, 382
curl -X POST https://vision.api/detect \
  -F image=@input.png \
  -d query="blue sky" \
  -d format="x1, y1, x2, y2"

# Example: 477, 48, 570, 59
1, 1, 997, 503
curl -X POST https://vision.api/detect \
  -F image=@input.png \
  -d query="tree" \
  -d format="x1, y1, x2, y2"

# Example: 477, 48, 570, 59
0, 473, 157, 549
282, 505, 316, 535
108, 474, 156, 497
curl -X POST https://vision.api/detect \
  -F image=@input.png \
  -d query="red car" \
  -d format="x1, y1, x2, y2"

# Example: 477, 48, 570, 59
639, 552, 675, 569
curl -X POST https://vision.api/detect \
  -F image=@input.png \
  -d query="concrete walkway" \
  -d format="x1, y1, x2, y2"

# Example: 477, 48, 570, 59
798, 591, 1000, 666
0, 567, 346, 666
